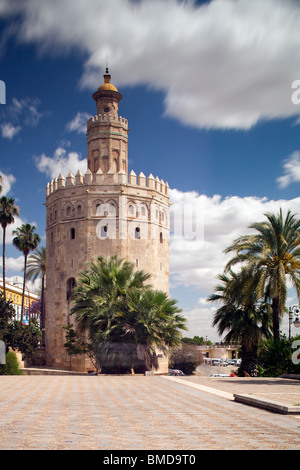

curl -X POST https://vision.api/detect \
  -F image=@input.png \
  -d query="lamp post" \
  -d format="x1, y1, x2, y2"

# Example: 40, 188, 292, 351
289, 305, 300, 340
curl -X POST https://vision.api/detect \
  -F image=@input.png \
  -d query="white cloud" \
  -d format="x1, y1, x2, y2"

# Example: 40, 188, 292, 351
10, 97, 43, 127
34, 146, 87, 179
66, 112, 90, 134
1, 0, 300, 130
0, 170, 16, 194
169, 188, 300, 339
169, 188, 300, 293
277, 151, 300, 188
0, 255, 24, 273
0, 96, 44, 139
1, 122, 21, 139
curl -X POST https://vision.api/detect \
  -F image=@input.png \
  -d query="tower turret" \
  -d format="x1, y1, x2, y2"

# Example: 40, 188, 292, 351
87, 69, 128, 176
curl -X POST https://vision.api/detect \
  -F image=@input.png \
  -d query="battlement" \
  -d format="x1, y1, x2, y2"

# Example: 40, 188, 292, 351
46, 169, 169, 198
87, 114, 128, 127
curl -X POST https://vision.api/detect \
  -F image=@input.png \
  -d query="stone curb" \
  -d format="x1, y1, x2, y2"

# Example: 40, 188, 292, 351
233, 394, 300, 415
163, 376, 234, 400
163, 376, 300, 415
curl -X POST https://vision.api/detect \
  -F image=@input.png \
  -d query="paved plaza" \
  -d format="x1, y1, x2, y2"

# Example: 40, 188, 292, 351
0, 374, 299, 450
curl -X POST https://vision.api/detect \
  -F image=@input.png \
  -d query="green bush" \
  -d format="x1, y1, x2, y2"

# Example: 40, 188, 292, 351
258, 336, 300, 376
0, 351, 23, 375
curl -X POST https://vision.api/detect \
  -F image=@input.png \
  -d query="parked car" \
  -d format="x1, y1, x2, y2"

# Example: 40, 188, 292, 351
168, 369, 185, 376
210, 374, 231, 377
212, 359, 227, 366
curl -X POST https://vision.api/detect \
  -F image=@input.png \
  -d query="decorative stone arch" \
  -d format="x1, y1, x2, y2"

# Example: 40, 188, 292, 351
99, 199, 118, 218
63, 202, 74, 218
139, 203, 148, 219
112, 149, 119, 173
128, 200, 136, 218
75, 200, 84, 217
93, 199, 105, 215
161, 208, 168, 225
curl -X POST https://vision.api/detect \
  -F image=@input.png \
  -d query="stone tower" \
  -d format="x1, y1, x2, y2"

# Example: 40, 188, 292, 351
45, 70, 170, 371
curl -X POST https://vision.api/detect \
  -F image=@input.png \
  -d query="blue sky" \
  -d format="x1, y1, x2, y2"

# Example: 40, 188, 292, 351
0, 0, 300, 341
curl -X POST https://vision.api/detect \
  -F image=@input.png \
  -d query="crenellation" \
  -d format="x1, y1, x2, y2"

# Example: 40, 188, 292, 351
57, 174, 65, 189
46, 169, 169, 197
84, 168, 93, 184
75, 170, 84, 185
138, 171, 146, 187
66, 172, 74, 187
128, 169, 137, 185
88, 114, 128, 127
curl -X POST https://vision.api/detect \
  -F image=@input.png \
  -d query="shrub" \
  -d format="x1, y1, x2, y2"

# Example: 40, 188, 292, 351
258, 336, 300, 376
170, 344, 203, 375
0, 351, 23, 375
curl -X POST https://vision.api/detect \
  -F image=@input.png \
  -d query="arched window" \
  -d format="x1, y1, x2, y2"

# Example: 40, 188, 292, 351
66, 278, 76, 301
135, 227, 140, 239
160, 232, 163, 244
70, 228, 75, 239
101, 225, 108, 238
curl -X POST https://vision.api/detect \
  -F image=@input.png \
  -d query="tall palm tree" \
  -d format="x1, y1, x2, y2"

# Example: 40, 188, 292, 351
26, 247, 46, 342
0, 196, 19, 299
208, 266, 272, 376
225, 209, 300, 341
12, 224, 40, 323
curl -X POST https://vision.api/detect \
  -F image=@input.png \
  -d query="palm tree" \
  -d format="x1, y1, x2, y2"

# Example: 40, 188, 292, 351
0, 196, 19, 299
70, 255, 186, 373
225, 209, 300, 341
71, 255, 152, 333
12, 224, 40, 323
26, 247, 46, 342
119, 289, 186, 372
208, 266, 272, 376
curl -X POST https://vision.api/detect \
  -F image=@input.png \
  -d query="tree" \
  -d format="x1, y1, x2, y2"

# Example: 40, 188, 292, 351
225, 209, 300, 342
117, 288, 186, 372
69, 255, 186, 373
12, 224, 40, 323
208, 266, 272, 376
26, 247, 46, 343
0, 196, 19, 299
0, 292, 42, 361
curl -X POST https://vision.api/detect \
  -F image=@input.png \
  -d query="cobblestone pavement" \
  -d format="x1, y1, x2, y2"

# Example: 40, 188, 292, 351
0, 375, 299, 450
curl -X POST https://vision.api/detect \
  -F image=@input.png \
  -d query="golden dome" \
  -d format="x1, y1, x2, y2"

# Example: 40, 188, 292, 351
97, 68, 118, 92
98, 82, 118, 92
